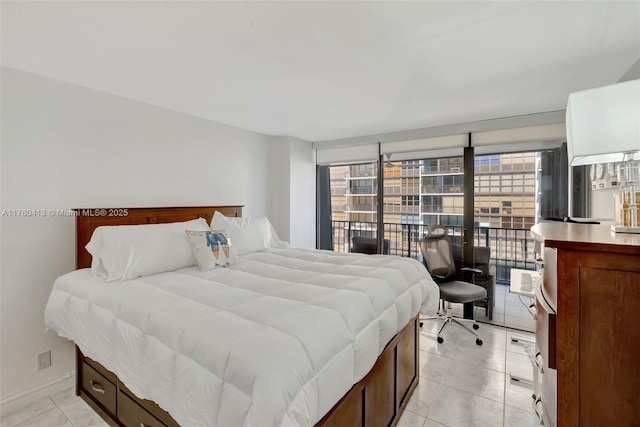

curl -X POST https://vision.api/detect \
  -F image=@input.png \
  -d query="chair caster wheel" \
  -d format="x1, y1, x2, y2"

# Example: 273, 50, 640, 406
437, 336, 444, 344
476, 338, 483, 346
473, 323, 479, 330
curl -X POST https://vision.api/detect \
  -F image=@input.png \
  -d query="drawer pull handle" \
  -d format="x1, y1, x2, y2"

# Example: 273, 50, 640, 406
140, 424, 149, 427
533, 351, 544, 374
533, 396, 545, 425
89, 380, 106, 394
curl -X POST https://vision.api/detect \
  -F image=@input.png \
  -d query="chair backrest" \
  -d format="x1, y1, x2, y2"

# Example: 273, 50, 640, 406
351, 236, 390, 255
418, 225, 457, 283
452, 244, 491, 277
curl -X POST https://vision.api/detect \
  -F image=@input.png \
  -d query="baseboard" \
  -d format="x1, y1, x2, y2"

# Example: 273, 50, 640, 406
0, 372, 75, 417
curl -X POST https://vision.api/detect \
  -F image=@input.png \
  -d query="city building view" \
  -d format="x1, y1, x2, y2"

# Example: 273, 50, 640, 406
328, 152, 541, 329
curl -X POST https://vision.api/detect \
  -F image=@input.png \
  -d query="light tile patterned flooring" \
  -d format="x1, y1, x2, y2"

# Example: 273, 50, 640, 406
0, 387, 107, 427
2, 287, 538, 427
396, 320, 540, 427
472, 283, 536, 333
428, 283, 537, 335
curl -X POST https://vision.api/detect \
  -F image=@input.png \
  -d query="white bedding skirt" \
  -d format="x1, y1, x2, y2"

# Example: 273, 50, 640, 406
45, 248, 439, 427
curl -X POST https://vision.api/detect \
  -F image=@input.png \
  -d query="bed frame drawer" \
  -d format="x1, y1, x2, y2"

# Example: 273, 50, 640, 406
396, 317, 418, 407
81, 361, 116, 415
76, 318, 419, 427
118, 390, 167, 427
84, 356, 118, 384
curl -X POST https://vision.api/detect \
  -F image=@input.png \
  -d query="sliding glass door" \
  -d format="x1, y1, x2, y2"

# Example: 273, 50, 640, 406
326, 163, 379, 253
317, 142, 568, 333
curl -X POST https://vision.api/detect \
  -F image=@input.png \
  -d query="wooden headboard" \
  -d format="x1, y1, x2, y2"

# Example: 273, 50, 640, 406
74, 205, 243, 269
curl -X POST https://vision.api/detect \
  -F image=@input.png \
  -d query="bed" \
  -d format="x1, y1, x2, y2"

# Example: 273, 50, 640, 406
44, 206, 439, 427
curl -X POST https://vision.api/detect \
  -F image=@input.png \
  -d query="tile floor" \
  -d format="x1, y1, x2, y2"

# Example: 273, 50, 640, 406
491, 283, 536, 332
455, 283, 536, 333
0, 387, 107, 427
396, 320, 541, 427
1, 322, 539, 427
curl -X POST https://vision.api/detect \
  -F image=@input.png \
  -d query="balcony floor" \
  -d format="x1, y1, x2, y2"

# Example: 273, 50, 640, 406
445, 283, 535, 332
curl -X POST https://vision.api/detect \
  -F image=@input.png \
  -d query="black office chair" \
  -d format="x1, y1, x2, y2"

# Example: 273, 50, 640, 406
452, 243, 494, 320
419, 225, 487, 346
351, 236, 390, 255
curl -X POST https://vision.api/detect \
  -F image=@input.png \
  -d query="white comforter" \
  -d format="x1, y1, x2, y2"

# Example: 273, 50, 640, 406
45, 248, 439, 427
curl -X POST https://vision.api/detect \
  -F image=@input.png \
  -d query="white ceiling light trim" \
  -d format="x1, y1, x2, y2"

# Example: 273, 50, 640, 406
474, 140, 564, 156
471, 123, 566, 147
316, 144, 379, 166
380, 134, 467, 155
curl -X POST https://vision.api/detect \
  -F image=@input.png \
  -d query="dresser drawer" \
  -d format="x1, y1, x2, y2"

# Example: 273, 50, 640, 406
540, 363, 557, 427
541, 247, 557, 311
535, 285, 557, 427
81, 361, 116, 415
535, 289, 556, 370
118, 390, 167, 427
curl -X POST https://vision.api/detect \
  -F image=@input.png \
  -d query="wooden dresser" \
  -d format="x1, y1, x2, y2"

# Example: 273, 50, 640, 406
530, 223, 640, 427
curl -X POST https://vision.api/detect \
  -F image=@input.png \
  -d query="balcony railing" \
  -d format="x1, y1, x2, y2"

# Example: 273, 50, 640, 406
331, 220, 537, 284
421, 185, 464, 194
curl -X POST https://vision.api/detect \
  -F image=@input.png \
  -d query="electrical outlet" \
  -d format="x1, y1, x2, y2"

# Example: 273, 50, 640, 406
36, 350, 51, 371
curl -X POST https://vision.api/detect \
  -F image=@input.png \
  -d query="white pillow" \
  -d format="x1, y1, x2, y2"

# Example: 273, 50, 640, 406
185, 229, 238, 270
86, 218, 211, 282
210, 212, 289, 255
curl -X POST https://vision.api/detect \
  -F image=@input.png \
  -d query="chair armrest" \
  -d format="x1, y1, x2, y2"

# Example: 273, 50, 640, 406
461, 267, 484, 276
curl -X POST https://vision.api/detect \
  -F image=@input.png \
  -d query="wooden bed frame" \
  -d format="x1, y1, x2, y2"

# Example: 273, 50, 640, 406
73, 205, 419, 427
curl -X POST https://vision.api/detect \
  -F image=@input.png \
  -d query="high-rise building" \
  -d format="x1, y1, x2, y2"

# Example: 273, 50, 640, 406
474, 152, 537, 230
329, 152, 539, 260
331, 153, 537, 225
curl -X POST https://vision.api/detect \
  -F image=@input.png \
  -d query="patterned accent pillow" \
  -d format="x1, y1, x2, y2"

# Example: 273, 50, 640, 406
185, 229, 237, 270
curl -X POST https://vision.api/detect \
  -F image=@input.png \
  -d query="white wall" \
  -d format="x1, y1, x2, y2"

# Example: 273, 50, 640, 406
592, 188, 616, 221
265, 138, 292, 242
0, 67, 314, 408
288, 138, 316, 248
265, 136, 316, 249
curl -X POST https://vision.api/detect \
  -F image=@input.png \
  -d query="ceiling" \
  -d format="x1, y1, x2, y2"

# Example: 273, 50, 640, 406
2, 1, 639, 142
